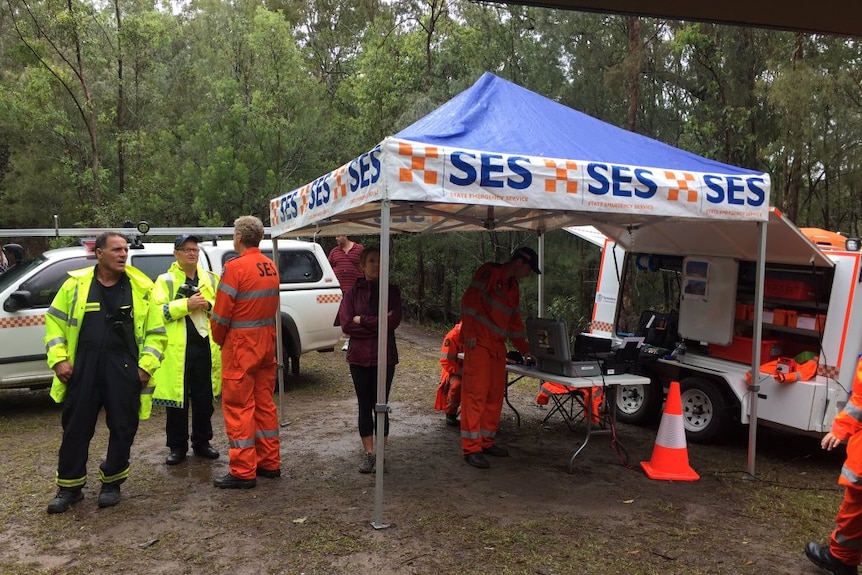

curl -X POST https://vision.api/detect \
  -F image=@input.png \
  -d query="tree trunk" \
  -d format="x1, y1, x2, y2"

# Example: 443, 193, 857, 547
626, 16, 641, 132
67, 0, 100, 206
114, 0, 125, 195
784, 32, 805, 223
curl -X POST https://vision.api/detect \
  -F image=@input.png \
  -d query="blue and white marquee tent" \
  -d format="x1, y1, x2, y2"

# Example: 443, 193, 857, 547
268, 72, 773, 527
270, 72, 770, 238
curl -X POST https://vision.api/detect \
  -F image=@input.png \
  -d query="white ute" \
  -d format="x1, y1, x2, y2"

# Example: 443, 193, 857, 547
0, 235, 342, 391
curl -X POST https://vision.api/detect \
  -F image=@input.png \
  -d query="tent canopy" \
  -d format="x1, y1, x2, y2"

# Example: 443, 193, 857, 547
269, 72, 770, 239
267, 72, 773, 525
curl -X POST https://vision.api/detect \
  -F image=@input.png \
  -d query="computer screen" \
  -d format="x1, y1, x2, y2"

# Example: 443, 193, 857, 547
525, 317, 572, 368
574, 333, 613, 358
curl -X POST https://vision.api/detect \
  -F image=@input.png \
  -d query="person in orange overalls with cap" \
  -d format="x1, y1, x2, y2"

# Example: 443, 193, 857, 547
459, 247, 538, 469
210, 216, 281, 489
435, 321, 463, 427
806, 355, 862, 575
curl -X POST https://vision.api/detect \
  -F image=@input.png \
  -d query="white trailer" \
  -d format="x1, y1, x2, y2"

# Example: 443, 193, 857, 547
582, 209, 862, 442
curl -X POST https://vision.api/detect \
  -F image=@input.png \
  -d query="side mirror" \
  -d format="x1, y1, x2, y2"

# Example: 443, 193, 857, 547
4, 290, 33, 312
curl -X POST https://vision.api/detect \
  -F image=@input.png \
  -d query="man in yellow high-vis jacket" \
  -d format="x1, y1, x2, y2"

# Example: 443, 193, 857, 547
44, 232, 166, 514
151, 235, 222, 466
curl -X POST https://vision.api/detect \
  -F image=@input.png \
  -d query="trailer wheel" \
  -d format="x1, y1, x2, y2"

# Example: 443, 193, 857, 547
614, 379, 663, 426
680, 378, 726, 444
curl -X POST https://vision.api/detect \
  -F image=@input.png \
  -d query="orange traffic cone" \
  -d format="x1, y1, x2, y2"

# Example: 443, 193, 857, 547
640, 381, 699, 481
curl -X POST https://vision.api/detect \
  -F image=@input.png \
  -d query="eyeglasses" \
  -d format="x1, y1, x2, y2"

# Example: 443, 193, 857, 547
179, 248, 199, 254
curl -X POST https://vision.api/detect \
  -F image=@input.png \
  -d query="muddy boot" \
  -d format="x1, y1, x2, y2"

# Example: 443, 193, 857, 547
47, 488, 84, 514
98, 484, 121, 508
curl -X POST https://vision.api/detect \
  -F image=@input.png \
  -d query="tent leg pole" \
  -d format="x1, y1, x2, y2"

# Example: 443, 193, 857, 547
747, 221, 767, 477
371, 198, 391, 530
271, 236, 290, 427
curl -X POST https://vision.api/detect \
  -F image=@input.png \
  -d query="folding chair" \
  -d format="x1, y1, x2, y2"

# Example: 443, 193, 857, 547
538, 381, 606, 432
538, 382, 588, 432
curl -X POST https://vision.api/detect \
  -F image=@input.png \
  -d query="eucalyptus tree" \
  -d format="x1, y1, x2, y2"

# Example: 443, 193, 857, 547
3, 0, 116, 220
765, 34, 862, 233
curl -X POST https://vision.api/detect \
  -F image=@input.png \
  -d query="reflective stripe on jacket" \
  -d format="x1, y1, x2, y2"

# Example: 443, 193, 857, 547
435, 322, 463, 411
211, 247, 280, 378
460, 262, 528, 355
151, 262, 222, 407
834, 356, 862, 487
44, 264, 167, 419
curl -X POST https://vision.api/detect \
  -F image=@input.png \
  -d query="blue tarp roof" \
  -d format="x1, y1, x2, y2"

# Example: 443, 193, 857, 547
395, 72, 761, 176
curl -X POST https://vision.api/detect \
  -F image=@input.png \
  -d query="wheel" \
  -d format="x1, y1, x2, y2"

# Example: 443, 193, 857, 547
680, 378, 726, 444
614, 378, 663, 426
290, 354, 300, 376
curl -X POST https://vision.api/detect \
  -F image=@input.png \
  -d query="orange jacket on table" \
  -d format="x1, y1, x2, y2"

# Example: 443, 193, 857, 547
745, 357, 819, 385
460, 263, 529, 356
832, 356, 862, 488
435, 322, 463, 412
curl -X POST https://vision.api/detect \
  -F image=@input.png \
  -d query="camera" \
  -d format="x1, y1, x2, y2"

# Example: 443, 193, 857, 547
176, 283, 200, 299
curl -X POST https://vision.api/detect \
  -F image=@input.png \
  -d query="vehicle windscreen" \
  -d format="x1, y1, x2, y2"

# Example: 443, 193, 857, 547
0, 256, 46, 292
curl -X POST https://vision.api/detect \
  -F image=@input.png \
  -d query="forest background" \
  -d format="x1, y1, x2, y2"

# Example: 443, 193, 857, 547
1, 0, 861, 330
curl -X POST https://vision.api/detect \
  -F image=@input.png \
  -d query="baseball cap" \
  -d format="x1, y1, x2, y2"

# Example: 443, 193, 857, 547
174, 234, 202, 249
511, 246, 542, 274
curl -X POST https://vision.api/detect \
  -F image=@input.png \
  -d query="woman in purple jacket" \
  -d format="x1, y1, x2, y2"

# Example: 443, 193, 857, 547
337, 247, 402, 473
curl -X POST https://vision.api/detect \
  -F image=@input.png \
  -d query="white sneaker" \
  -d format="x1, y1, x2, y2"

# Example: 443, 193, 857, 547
359, 452, 375, 473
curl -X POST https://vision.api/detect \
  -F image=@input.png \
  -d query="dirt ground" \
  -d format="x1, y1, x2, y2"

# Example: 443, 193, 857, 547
0, 321, 850, 575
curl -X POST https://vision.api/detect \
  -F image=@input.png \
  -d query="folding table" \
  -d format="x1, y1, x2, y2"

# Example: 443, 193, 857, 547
504, 364, 651, 473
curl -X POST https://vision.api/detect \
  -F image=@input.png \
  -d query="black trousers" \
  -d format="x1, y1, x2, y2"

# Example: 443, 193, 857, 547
350, 364, 395, 438
57, 351, 141, 487
165, 342, 214, 452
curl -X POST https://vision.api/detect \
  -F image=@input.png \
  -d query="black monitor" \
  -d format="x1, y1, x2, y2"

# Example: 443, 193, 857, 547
525, 317, 572, 374
574, 333, 613, 358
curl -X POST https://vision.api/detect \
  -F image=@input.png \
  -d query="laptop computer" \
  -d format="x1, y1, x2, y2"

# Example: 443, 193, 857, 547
526, 318, 602, 378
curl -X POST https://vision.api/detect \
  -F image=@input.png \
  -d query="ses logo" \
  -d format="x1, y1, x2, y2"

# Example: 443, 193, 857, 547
271, 147, 383, 224
584, 163, 767, 207
443, 152, 767, 208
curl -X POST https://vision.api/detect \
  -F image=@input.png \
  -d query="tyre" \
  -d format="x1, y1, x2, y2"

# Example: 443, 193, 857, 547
614, 378, 663, 426
680, 377, 726, 444
289, 354, 300, 376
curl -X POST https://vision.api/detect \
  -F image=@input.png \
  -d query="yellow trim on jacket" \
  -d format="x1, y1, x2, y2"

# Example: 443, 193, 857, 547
151, 262, 222, 408
44, 265, 167, 419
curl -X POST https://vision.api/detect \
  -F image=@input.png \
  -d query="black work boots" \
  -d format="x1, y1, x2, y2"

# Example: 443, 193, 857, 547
46, 488, 84, 514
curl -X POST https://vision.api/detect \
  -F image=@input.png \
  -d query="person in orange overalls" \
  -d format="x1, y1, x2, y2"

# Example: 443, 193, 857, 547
435, 321, 463, 427
806, 355, 862, 575
459, 247, 539, 469
210, 216, 281, 489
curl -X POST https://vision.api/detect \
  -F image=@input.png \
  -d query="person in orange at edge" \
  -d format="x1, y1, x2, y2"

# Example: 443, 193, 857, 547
435, 321, 463, 427
459, 247, 539, 469
210, 216, 281, 488
806, 356, 862, 575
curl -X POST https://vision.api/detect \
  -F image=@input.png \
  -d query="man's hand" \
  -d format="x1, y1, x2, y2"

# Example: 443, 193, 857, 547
464, 337, 477, 349
353, 315, 361, 324
187, 292, 209, 311
822, 432, 845, 451
138, 368, 151, 388
53, 360, 73, 384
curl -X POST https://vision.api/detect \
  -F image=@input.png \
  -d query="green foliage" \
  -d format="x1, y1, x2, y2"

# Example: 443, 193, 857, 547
1, 0, 861, 316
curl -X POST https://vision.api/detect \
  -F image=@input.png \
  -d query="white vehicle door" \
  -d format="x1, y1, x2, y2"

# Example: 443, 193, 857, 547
0, 254, 92, 388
